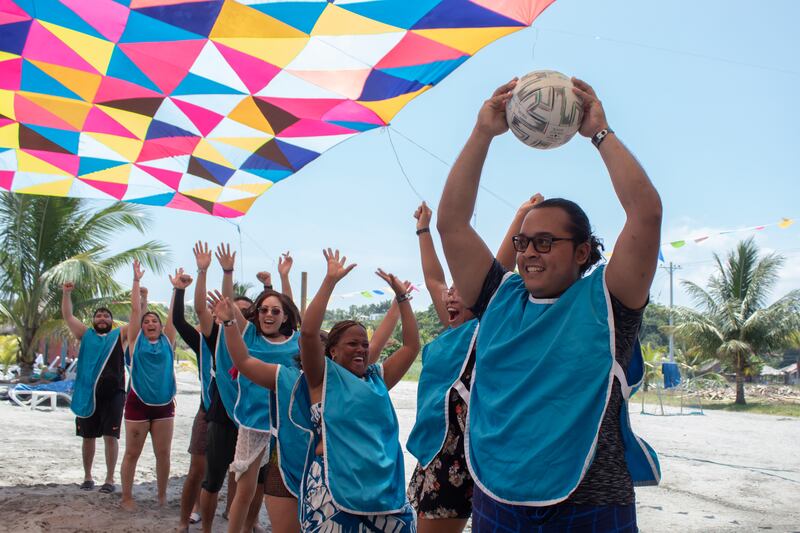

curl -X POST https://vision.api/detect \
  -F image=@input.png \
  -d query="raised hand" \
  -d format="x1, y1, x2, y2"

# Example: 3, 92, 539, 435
277, 252, 293, 277
256, 271, 272, 287
215, 243, 236, 272
62, 281, 75, 292
210, 293, 234, 322
571, 78, 609, 138
413, 202, 432, 230
323, 248, 356, 282
139, 287, 148, 299
133, 259, 145, 281
193, 241, 212, 271
376, 268, 407, 297
476, 78, 517, 138
169, 267, 193, 290
517, 193, 545, 217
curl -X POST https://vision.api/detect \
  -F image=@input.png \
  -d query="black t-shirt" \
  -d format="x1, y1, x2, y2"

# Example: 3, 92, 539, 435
469, 260, 644, 505
95, 333, 125, 397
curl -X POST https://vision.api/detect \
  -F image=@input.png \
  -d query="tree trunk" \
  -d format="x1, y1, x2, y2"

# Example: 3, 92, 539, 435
734, 365, 746, 405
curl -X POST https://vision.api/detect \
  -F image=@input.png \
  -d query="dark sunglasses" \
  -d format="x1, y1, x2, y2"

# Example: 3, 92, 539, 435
512, 234, 576, 254
257, 306, 283, 316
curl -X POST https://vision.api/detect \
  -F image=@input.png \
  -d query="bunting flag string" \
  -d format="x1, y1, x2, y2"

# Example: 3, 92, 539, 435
334, 283, 421, 300
605, 216, 795, 260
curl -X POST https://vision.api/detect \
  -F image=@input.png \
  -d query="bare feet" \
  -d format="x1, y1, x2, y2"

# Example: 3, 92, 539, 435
157, 495, 167, 507
120, 498, 137, 512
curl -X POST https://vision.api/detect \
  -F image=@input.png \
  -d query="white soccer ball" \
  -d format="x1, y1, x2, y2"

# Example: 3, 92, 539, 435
506, 70, 584, 149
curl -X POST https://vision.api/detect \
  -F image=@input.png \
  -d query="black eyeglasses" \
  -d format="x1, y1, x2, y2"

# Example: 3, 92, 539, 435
257, 306, 282, 316
511, 234, 576, 254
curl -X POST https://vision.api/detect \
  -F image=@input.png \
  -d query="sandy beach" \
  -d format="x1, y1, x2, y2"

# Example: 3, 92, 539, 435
1, 372, 798, 532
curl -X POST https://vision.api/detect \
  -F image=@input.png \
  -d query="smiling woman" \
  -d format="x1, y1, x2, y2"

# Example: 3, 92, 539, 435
295, 249, 421, 531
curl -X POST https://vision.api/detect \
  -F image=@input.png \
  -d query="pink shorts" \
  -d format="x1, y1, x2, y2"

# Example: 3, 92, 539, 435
124, 390, 175, 422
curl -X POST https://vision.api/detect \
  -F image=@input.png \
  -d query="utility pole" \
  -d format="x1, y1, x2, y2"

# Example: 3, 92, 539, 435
662, 261, 682, 361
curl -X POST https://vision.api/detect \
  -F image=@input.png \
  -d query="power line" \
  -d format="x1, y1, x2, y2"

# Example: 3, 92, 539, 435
539, 26, 800, 78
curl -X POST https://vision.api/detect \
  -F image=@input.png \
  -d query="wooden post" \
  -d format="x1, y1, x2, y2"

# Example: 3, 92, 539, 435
300, 271, 308, 318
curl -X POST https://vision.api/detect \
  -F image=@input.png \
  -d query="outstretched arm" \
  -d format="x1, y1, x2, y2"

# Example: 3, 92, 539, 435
127, 260, 145, 348
211, 294, 278, 390
278, 252, 295, 303
300, 249, 356, 389
572, 78, 662, 309
61, 282, 88, 340
368, 295, 403, 364
165, 282, 177, 346
168, 268, 194, 347
379, 271, 421, 390
437, 79, 518, 307
496, 194, 544, 271
414, 202, 449, 326
194, 241, 214, 337
216, 243, 247, 333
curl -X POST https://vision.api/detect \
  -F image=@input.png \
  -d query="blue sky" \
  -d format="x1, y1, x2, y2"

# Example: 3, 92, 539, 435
104, 0, 800, 311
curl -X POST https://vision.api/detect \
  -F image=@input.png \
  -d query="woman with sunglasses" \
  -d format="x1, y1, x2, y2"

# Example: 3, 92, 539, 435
120, 260, 178, 511
436, 78, 662, 532
293, 249, 420, 532
212, 245, 301, 533
406, 195, 541, 533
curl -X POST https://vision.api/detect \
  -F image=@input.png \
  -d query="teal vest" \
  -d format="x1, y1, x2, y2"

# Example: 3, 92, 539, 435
233, 323, 298, 432
130, 332, 176, 406
71, 329, 122, 418
468, 266, 659, 505
407, 319, 478, 467
319, 360, 407, 513
272, 364, 313, 498
197, 335, 213, 411
214, 327, 239, 423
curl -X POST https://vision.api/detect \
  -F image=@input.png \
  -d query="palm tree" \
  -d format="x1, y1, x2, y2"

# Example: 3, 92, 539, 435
0, 193, 169, 377
673, 238, 800, 404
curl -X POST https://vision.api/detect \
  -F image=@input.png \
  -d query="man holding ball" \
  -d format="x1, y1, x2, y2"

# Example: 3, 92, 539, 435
435, 76, 662, 532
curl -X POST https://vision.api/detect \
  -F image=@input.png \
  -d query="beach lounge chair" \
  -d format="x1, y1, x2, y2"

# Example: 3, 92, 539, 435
8, 380, 74, 410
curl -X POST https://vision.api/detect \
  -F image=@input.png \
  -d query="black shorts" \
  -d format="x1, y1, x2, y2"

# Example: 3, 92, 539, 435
257, 463, 268, 485
202, 421, 238, 493
75, 389, 125, 439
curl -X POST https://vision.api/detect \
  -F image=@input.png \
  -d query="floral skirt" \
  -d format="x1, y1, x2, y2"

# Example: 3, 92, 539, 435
301, 455, 417, 532
406, 389, 474, 519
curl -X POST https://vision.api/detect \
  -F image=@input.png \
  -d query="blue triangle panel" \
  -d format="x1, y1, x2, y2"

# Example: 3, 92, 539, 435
274, 139, 318, 171
106, 47, 163, 94
172, 72, 246, 96
381, 56, 467, 86
328, 121, 380, 132
412, 0, 525, 29
358, 69, 426, 102
195, 157, 235, 185
27, 124, 80, 153
131, 192, 175, 206
20, 60, 83, 101
79, 157, 127, 176
341, 0, 440, 30
252, 2, 326, 34
243, 168, 293, 183
145, 119, 197, 140
32, 0, 106, 39
0, 20, 32, 55
135, 1, 224, 38
119, 10, 206, 43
